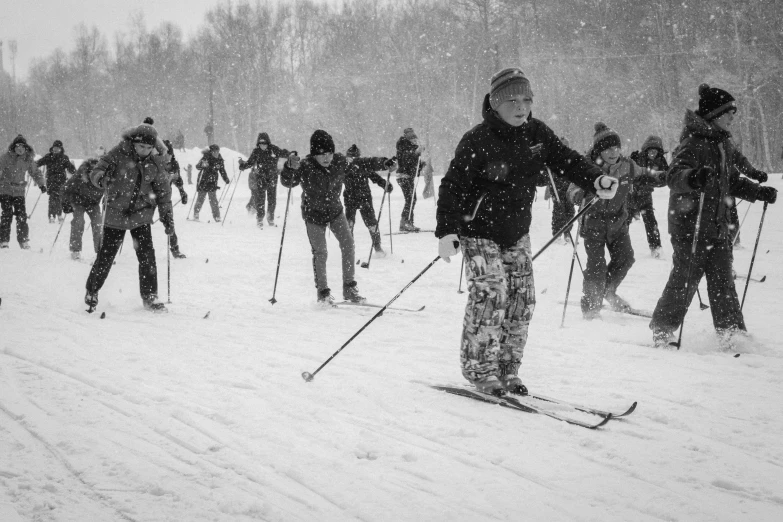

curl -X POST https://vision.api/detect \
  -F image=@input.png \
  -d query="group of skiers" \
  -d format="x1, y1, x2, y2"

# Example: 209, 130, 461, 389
0, 67, 778, 397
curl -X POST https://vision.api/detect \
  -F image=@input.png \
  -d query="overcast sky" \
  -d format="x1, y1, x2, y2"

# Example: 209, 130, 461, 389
2, 0, 330, 81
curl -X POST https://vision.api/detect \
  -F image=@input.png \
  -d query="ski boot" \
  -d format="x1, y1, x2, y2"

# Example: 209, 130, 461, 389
604, 291, 632, 313
373, 245, 387, 258
652, 329, 676, 349
500, 375, 528, 396
142, 296, 167, 313
0, 242, 9, 249
71, 251, 81, 260
171, 248, 187, 259
317, 288, 335, 307
473, 375, 506, 397
85, 290, 99, 313
20, 242, 31, 250
650, 247, 662, 259
214, 217, 221, 223
342, 281, 366, 303
399, 220, 420, 233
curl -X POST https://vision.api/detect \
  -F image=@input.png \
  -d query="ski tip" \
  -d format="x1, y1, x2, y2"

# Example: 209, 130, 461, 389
100, 312, 106, 319
592, 413, 613, 429
759, 275, 767, 282
733, 353, 741, 358
203, 311, 210, 319
417, 305, 426, 311
205, 258, 209, 263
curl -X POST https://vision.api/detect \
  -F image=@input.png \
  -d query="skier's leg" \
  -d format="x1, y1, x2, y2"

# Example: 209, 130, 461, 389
0, 195, 13, 244
581, 237, 608, 317
329, 212, 356, 286
208, 191, 220, 219
305, 221, 330, 293
12, 197, 29, 245
70, 205, 86, 253
130, 224, 158, 301
499, 234, 535, 378
704, 237, 745, 332
605, 228, 635, 295
650, 236, 707, 333
86, 227, 125, 293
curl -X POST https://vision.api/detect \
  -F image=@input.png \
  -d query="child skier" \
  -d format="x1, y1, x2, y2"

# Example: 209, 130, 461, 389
0, 135, 47, 249
436, 68, 616, 396
36, 140, 75, 223
238, 132, 290, 228
628, 136, 668, 258
281, 130, 375, 305
62, 158, 103, 260
396, 128, 426, 232
163, 139, 187, 258
194, 144, 231, 222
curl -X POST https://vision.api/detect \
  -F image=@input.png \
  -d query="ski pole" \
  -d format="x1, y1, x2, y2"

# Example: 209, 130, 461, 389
672, 191, 706, 349
25, 177, 33, 197
302, 256, 440, 382
457, 258, 465, 294
27, 192, 43, 219
49, 213, 68, 255
167, 235, 171, 303
407, 156, 422, 223
221, 170, 242, 227
532, 197, 599, 261
361, 171, 393, 269
218, 162, 237, 206
560, 217, 583, 327
732, 200, 751, 246
152, 198, 182, 225
388, 182, 394, 255
740, 201, 768, 311
546, 168, 583, 271
696, 287, 709, 310
269, 186, 293, 304
186, 169, 205, 220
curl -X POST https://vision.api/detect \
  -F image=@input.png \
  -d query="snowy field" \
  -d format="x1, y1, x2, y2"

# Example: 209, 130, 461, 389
1, 148, 782, 521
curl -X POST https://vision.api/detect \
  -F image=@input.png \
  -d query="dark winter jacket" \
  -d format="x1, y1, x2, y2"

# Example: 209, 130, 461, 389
436, 94, 603, 248
240, 133, 289, 181
281, 153, 350, 226
162, 143, 184, 192
90, 133, 173, 231
36, 144, 75, 190
567, 157, 664, 241
666, 110, 766, 240
629, 136, 669, 196
64, 159, 104, 209
0, 135, 45, 197
396, 136, 425, 178
344, 156, 390, 204
195, 150, 230, 192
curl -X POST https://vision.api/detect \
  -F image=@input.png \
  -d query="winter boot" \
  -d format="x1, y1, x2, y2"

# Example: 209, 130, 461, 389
373, 245, 387, 258
472, 375, 506, 396
650, 247, 662, 259
583, 309, 602, 321
49, 216, 55, 224
0, 242, 9, 249
400, 219, 420, 233
214, 216, 221, 223
192, 213, 200, 221
317, 288, 335, 306
652, 329, 676, 349
268, 217, 276, 227
500, 374, 528, 395
604, 291, 632, 313
342, 281, 366, 303
85, 290, 99, 310
71, 251, 81, 260
20, 242, 31, 250
257, 220, 264, 229
142, 296, 167, 313
171, 248, 187, 259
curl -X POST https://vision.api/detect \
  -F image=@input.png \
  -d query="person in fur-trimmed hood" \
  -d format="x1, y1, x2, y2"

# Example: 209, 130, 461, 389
83, 123, 175, 312
239, 132, 290, 228
36, 139, 75, 223
567, 123, 666, 320
649, 84, 775, 348
281, 130, 367, 305
0, 135, 47, 249
628, 135, 668, 257
193, 144, 230, 222
343, 144, 397, 257
63, 158, 104, 260
436, 68, 617, 396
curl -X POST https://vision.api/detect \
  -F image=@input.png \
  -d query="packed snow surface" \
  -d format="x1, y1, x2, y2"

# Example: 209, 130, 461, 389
1, 149, 782, 521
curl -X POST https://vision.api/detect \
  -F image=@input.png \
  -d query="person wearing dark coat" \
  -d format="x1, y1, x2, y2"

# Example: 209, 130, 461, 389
36, 140, 75, 223
546, 136, 576, 241
436, 68, 616, 396
649, 84, 776, 348
238, 132, 289, 228
0, 135, 47, 249
396, 128, 426, 232
63, 158, 104, 260
343, 144, 395, 256
84, 123, 175, 312
162, 140, 187, 258
567, 123, 666, 320
194, 144, 230, 222
628, 135, 668, 258
280, 130, 366, 305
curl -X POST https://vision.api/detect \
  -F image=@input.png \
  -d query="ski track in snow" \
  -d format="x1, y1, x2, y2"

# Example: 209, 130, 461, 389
1, 149, 782, 521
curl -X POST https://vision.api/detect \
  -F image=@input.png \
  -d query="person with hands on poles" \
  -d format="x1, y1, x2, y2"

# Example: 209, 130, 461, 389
344, 144, 396, 258
649, 84, 777, 349
0, 135, 46, 250
84, 122, 175, 313
193, 144, 230, 222
62, 158, 104, 260
436, 67, 613, 397
36, 139, 75, 223
238, 132, 290, 228
280, 130, 368, 306
396, 127, 426, 232
162, 139, 187, 259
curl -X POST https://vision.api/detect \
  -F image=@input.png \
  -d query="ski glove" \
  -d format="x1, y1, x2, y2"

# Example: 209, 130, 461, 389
287, 152, 300, 170
180, 191, 188, 205
238, 159, 247, 171
757, 186, 777, 204
438, 234, 460, 263
593, 175, 619, 199
40, 185, 47, 194
750, 170, 768, 184
384, 182, 394, 193
688, 166, 713, 190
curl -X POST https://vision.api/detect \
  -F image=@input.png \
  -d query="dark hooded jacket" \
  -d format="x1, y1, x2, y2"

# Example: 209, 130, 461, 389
281, 153, 351, 226
629, 136, 669, 196
344, 152, 391, 205
195, 149, 231, 192
64, 158, 104, 209
241, 133, 289, 180
36, 141, 76, 190
0, 135, 46, 197
436, 94, 603, 248
666, 110, 766, 240
396, 136, 424, 178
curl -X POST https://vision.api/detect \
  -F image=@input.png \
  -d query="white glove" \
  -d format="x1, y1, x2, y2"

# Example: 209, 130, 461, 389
438, 234, 460, 263
594, 175, 619, 199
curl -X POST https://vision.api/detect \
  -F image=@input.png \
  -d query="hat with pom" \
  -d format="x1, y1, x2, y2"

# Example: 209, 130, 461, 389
592, 122, 621, 155
696, 84, 736, 121
310, 129, 335, 156
346, 144, 361, 158
489, 68, 534, 110
127, 123, 158, 146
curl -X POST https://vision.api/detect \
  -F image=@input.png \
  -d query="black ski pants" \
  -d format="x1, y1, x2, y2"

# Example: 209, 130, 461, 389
345, 195, 381, 248
551, 183, 575, 237
255, 172, 278, 224
397, 176, 417, 225
0, 195, 28, 245
628, 192, 661, 249
581, 230, 635, 315
650, 235, 744, 334
86, 224, 158, 300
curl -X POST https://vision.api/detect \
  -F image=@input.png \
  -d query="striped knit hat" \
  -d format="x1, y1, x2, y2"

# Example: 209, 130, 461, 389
593, 122, 621, 155
696, 84, 736, 121
489, 68, 533, 110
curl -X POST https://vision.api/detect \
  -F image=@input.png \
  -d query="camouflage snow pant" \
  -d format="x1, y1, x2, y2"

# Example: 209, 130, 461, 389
460, 235, 535, 383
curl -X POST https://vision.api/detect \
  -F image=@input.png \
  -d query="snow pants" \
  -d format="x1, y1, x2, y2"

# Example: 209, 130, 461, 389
305, 213, 355, 293
69, 203, 102, 254
0, 195, 28, 245
581, 229, 635, 315
48, 183, 64, 220
194, 190, 220, 219
397, 176, 417, 226
460, 235, 535, 383
650, 235, 745, 334
86, 224, 158, 300
255, 172, 278, 224
345, 195, 381, 249
628, 192, 661, 249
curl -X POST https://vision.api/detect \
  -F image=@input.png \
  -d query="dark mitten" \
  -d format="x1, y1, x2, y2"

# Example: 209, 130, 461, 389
384, 158, 396, 169
385, 182, 394, 193
180, 190, 188, 204
688, 166, 713, 190
238, 159, 247, 170
757, 186, 777, 204
751, 171, 768, 184
41, 185, 47, 194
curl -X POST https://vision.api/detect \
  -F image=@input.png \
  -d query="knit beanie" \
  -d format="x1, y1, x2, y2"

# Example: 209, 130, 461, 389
143, 117, 155, 125
403, 128, 417, 140
592, 122, 621, 155
257, 132, 270, 145
346, 144, 361, 158
640, 135, 664, 154
52, 140, 63, 149
209, 144, 220, 152
310, 130, 335, 156
696, 84, 736, 121
489, 68, 534, 110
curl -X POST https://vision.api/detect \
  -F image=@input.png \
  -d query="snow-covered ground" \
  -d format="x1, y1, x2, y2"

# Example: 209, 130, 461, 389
2, 150, 782, 521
